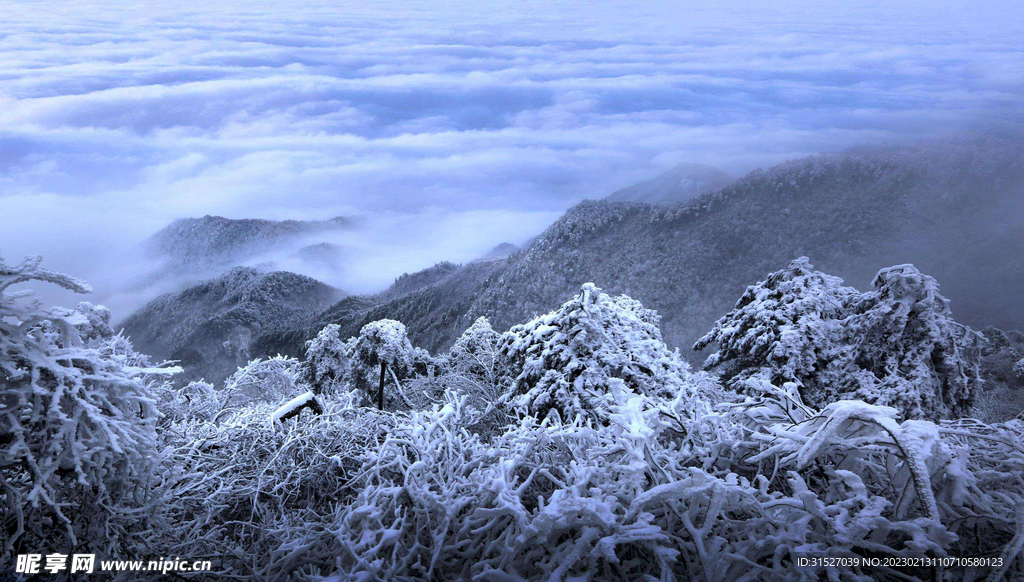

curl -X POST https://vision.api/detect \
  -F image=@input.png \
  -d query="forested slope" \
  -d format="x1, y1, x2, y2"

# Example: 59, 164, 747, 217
121, 267, 341, 385
259, 133, 1024, 362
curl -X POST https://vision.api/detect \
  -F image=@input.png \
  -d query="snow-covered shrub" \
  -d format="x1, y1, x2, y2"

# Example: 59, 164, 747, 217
1014, 358, 1024, 381
51, 263, 1007, 581
285, 374, 1024, 582
159, 395, 394, 578
499, 282, 711, 421
982, 326, 1013, 356
175, 380, 219, 420
970, 384, 1024, 423
448, 316, 501, 381
0, 256, 171, 565
693, 378, 1024, 579
92, 328, 187, 426
50, 300, 115, 341
696, 257, 983, 420
248, 277, 1024, 582
298, 323, 354, 395
220, 354, 301, 411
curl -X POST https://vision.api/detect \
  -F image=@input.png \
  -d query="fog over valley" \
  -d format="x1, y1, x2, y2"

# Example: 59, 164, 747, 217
3, 0, 1022, 313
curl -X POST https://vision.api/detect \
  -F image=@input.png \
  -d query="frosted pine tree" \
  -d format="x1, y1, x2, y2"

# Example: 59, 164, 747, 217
696, 258, 982, 420
298, 323, 355, 394
449, 316, 501, 380
419, 316, 509, 420
499, 283, 701, 420
694, 256, 854, 383
447, 317, 501, 392
840, 264, 982, 419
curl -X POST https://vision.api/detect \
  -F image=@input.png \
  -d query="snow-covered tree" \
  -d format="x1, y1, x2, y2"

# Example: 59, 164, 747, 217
445, 316, 502, 400
1014, 358, 1024, 381
298, 323, 354, 395
399, 316, 511, 431
350, 319, 429, 409
0, 255, 169, 564
695, 258, 983, 420
499, 283, 705, 421
50, 300, 115, 342
449, 316, 501, 380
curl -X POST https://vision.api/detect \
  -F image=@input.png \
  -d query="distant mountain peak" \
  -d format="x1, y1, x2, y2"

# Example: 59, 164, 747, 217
605, 162, 733, 205
146, 214, 352, 272
484, 242, 518, 259
120, 267, 341, 386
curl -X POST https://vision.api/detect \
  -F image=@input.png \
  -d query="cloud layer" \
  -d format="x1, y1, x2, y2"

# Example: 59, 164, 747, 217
2, 0, 1022, 313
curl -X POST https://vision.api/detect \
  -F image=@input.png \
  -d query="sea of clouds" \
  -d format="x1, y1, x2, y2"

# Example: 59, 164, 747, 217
1, 0, 1022, 316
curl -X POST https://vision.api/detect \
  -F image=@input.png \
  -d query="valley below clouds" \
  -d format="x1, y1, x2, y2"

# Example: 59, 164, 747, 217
2, 0, 1022, 313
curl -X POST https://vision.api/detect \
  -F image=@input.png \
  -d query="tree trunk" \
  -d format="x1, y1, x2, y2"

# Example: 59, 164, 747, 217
378, 361, 386, 410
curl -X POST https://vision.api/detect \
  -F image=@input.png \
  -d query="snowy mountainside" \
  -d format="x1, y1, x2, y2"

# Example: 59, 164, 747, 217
294, 242, 343, 270
255, 132, 1024, 364
253, 258, 505, 362
119, 266, 341, 386
483, 242, 518, 259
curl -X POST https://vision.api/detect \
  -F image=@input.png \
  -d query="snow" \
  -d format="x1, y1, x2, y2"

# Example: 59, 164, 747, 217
271, 390, 315, 423
126, 365, 184, 376
1, 254, 170, 561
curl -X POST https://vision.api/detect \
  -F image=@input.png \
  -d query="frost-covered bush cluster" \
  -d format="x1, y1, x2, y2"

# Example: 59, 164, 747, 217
3, 255, 1023, 580
420, 316, 505, 414
297, 323, 353, 394
0, 256, 176, 569
696, 257, 983, 421
222, 355, 301, 409
158, 397, 393, 576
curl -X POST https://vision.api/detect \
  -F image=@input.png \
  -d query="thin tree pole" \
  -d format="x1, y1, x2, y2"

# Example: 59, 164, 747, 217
378, 361, 386, 410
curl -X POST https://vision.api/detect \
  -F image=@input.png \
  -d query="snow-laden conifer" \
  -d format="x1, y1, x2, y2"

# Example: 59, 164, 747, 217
696, 258, 983, 420
298, 323, 353, 394
499, 283, 705, 420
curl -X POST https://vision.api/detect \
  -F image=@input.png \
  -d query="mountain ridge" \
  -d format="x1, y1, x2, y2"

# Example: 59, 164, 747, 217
254, 132, 1024, 364
147, 214, 353, 272
605, 162, 733, 205
120, 266, 342, 385
122, 132, 1024, 383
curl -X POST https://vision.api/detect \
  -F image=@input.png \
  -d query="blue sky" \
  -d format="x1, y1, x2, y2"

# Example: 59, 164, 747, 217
1, 0, 1022, 312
